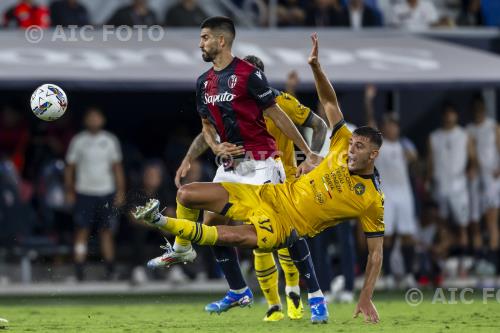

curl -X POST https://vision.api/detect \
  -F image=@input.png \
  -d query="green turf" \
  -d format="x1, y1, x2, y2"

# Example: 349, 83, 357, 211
0, 293, 499, 332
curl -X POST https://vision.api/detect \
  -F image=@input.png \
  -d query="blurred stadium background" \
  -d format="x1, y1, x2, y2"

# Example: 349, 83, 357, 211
1, 0, 500, 313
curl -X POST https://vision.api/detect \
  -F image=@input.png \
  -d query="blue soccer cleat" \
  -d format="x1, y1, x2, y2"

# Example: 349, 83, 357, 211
308, 296, 329, 324
205, 288, 254, 314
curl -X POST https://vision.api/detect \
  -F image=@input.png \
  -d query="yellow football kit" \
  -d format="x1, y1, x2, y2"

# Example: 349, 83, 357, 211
265, 90, 312, 181
221, 121, 385, 251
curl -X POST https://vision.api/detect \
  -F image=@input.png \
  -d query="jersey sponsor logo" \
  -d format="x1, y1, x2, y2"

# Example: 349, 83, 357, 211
309, 180, 325, 205
228, 74, 238, 89
255, 70, 263, 80
258, 89, 272, 99
203, 91, 236, 105
354, 183, 365, 195
203, 81, 208, 89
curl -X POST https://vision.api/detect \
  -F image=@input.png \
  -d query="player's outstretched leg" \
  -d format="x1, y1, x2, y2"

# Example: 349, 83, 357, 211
147, 200, 199, 268
288, 238, 328, 324
277, 248, 304, 320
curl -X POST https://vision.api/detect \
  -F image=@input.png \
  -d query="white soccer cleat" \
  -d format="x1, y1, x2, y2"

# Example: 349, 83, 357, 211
133, 199, 161, 225
0, 318, 8, 328
147, 238, 197, 268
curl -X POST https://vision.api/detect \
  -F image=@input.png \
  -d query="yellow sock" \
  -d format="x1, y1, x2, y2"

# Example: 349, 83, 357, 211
174, 200, 201, 248
278, 248, 299, 289
160, 217, 218, 246
254, 250, 281, 307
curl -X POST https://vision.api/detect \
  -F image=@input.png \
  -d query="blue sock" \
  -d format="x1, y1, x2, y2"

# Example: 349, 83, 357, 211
288, 238, 321, 294
212, 246, 247, 291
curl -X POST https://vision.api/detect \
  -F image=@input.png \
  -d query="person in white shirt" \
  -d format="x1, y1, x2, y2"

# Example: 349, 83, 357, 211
467, 95, 499, 275
428, 103, 476, 276
65, 107, 125, 281
365, 85, 418, 288
390, 0, 439, 30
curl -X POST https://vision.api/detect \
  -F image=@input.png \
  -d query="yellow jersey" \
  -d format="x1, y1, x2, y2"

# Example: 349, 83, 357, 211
222, 121, 385, 250
265, 90, 312, 181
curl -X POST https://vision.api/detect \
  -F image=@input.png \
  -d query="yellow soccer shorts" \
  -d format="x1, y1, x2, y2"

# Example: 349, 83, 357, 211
220, 182, 297, 251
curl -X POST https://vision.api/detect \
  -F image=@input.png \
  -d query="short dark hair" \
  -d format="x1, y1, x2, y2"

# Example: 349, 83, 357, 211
353, 126, 383, 148
243, 55, 264, 72
201, 16, 235, 44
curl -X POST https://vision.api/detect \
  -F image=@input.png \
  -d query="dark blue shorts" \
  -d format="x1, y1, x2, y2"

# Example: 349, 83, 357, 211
74, 193, 117, 230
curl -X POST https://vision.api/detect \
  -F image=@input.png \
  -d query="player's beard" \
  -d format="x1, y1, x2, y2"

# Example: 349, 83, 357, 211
201, 48, 217, 62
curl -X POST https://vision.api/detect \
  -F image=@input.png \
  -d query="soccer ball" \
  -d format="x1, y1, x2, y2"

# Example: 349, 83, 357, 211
30, 83, 68, 121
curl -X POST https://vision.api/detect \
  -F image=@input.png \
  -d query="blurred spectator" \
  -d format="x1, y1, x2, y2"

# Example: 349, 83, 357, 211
275, 0, 306, 26
428, 103, 475, 277
389, 0, 445, 30
65, 108, 125, 281
456, 0, 484, 27
305, 0, 345, 27
49, 0, 90, 27
0, 106, 30, 173
466, 95, 499, 276
365, 85, 418, 289
3, 0, 50, 29
284, 70, 299, 97
106, 0, 158, 27
164, 0, 207, 27
339, 0, 381, 29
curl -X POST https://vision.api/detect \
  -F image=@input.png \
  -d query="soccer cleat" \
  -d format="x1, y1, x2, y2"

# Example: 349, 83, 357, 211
205, 288, 254, 314
132, 199, 161, 225
147, 238, 197, 268
308, 297, 329, 324
263, 305, 284, 322
286, 291, 304, 320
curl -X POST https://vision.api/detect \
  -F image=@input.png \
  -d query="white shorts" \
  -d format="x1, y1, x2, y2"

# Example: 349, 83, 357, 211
434, 190, 470, 226
213, 157, 285, 185
469, 174, 500, 221
383, 190, 417, 236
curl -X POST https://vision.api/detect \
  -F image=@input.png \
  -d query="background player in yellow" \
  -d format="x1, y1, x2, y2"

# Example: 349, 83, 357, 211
134, 33, 384, 324
167, 54, 328, 322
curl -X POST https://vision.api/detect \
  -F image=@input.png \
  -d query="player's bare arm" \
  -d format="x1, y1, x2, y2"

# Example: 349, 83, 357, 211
354, 236, 383, 324
175, 133, 210, 188
364, 84, 378, 129
201, 118, 245, 157
303, 112, 328, 152
264, 104, 322, 175
308, 33, 343, 128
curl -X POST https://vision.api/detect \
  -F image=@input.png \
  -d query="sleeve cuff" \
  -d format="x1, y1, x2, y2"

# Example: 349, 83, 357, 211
365, 231, 384, 238
329, 119, 346, 139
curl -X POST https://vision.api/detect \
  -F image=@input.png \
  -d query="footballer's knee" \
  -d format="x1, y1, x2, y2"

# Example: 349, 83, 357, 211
177, 184, 197, 207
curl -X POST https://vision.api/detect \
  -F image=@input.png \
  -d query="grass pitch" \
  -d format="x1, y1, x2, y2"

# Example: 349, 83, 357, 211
1, 292, 499, 332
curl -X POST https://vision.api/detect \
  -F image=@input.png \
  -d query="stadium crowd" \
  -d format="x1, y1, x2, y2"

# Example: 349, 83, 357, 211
0, 0, 499, 29
1, 77, 500, 297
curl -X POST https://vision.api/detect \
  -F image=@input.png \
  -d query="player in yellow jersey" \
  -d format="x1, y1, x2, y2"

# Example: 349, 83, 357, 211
134, 33, 384, 324
149, 54, 328, 322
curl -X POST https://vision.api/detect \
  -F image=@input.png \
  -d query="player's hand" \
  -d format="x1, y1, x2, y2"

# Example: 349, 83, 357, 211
308, 33, 319, 67
296, 152, 323, 177
175, 158, 191, 188
212, 142, 245, 158
353, 296, 380, 324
